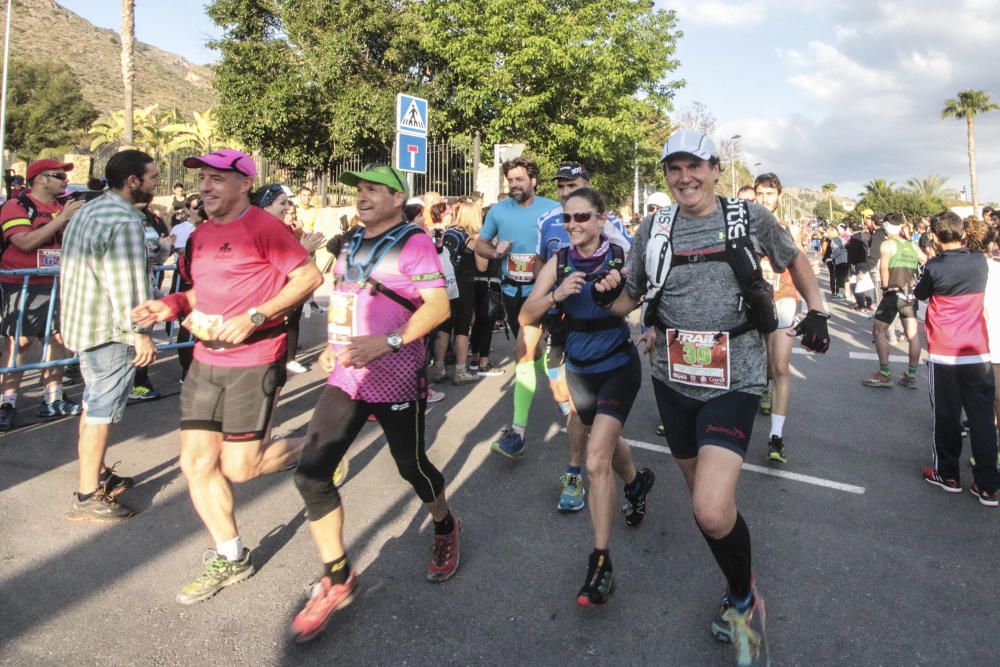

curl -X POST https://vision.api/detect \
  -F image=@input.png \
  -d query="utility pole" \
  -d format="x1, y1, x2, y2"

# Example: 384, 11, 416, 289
729, 134, 741, 197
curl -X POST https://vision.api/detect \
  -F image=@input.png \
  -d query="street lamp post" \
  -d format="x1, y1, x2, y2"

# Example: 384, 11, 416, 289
729, 134, 741, 197
753, 162, 762, 180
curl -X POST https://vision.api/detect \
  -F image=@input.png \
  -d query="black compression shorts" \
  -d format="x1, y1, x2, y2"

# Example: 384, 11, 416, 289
180, 359, 286, 442
566, 353, 641, 426
652, 378, 758, 460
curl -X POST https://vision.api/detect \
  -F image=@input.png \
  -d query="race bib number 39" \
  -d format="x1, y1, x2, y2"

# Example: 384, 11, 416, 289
507, 253, 534, 283
667, 330, 731, 390
327, 292, 357, 345
36, 249, 61, 269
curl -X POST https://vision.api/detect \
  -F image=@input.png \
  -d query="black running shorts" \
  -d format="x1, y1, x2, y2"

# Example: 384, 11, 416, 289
566, 353, 641, 426
180, 359, 286, 442
652, 378, 758, 459
874, 290, 917, 324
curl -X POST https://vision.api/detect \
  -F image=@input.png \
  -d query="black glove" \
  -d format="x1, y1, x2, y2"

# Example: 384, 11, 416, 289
794, 309, 831, 353
590, 269, 625, 308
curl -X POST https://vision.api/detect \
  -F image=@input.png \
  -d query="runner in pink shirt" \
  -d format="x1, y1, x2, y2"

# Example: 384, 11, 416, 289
288, 165, 462, 643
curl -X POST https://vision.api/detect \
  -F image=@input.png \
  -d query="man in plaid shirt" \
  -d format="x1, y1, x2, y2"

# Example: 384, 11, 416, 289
60, 150, 160, 522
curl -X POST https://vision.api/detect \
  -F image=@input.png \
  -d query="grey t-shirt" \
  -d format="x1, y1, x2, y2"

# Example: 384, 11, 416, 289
626, 201, 800, 400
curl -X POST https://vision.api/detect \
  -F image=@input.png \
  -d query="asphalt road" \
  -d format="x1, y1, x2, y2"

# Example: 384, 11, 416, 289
2, 267, 999, 666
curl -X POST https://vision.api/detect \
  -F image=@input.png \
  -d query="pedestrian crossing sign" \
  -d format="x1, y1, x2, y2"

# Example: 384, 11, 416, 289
396, 94, 428, 136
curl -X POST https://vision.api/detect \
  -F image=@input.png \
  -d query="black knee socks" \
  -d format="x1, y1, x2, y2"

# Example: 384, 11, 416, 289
699, 513, 752, 605
323, 555, 350, 585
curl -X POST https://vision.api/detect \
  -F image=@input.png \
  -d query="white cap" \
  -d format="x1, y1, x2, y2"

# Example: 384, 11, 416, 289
659, 130, 719, 162
406, 197, 425, 208
646, 192, 671, 208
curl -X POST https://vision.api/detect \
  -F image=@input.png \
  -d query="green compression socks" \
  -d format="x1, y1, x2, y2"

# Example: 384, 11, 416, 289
513, 360, 541, 427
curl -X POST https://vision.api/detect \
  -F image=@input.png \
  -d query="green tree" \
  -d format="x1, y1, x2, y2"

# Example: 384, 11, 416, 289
850, 184, 947, 224
860, 179, 895, 198
206, 0, 683, 204
4, 59, 98, 157
942, 89, 998, 217
89, 104, 181, 159
163, 109, 226, 153
905, 174, 957, 200
822, 182, 837, 221
813, 197, 845, 224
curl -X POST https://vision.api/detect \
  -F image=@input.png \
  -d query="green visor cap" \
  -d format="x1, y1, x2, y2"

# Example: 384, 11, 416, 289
339, 165, 409, 196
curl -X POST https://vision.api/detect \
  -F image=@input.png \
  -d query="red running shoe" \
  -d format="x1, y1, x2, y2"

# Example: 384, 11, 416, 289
426, 516, 462, 583
290, 571, 358, 643
922, 466, 961, 494
970, 483, 999, 507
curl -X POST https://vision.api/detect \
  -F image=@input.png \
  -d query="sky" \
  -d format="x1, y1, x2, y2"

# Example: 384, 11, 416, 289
57, 0, 1000, 202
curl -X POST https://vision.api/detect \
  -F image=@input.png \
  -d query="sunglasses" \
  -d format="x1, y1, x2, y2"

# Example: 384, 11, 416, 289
42, 172, 68, 181
562, 211, 597, 224
362, 162, 407, 193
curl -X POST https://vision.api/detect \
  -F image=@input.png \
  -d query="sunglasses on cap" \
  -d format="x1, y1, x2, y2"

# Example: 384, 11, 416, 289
562, 211, 597, 224
362, 162, 407, 193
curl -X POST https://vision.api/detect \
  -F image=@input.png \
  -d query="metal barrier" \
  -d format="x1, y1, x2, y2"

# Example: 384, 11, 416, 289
0, 265, 193, 375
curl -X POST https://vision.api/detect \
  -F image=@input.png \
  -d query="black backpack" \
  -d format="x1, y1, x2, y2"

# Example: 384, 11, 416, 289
643, 196, 778, 337
440, 226, 469, 268
0, 192, 40, 258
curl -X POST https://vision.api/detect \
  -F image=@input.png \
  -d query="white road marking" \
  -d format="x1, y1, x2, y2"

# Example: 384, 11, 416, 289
792, 348, 924, 364
624, 438, 866, 495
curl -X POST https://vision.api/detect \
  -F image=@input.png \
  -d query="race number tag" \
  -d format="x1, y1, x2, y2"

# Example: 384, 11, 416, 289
667, 330, 731, 390
187, 310, 223, 342
36, 249, 61, 269
507, 253, 535, 283
327, 292, 357, 345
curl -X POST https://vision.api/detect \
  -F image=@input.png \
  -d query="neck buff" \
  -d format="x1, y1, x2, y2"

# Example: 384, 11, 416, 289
569, 235, 610, 274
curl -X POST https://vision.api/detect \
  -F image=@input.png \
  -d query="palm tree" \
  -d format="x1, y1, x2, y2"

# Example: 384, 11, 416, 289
860, 179, 895, 197
905, 175, 957, 200
942, 89, 999, 217
822, 183, 836, 221
163, 109, 223, 154
121, 0, 136, 145
89, 105, 176, 157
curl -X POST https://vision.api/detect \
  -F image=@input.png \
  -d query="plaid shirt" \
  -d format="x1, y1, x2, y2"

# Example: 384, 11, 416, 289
60, 191, 151, 352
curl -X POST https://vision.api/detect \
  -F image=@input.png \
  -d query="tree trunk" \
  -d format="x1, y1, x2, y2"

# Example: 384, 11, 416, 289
121, 0, 135, 146
967, 114, 979, 218
828, 193, 833, 222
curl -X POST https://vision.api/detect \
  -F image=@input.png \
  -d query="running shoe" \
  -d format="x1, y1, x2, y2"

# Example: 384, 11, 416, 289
656, 423, 665, 437
491, 428, 525, 459
766, 436, 786, 464
37, 398, 82, 418
711, 592, 734, 643
332, 458, 349, 487
897, 374, 918, 389
286, 360, 308, 374
427, 388, 446, 404
477, 365, 505, 377
290, 571, 358, 643
467, 364, 480, 373
922, 466, 961, 493
557, 473, 586, 512
969, 483, 1000, 507
176, 549, 255, 605
862, 371, 893, 388
100, 461, 134, 497
453, 368, 481, 385
0, 403, 16, 430
426, 516, 462, 583
758, 388, 771, 415
428, 364, 447, 384
66, 490, 135, 522
576, 551, 614, 607
622, 467, 655, 527
721, 586, 769, 667
128, 385, 161, 402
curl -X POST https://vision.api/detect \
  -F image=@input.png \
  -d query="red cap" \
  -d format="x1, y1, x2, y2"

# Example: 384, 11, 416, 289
26, 159, 73, 183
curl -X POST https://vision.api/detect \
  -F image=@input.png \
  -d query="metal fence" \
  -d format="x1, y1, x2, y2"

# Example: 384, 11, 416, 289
0, 266, 192, 375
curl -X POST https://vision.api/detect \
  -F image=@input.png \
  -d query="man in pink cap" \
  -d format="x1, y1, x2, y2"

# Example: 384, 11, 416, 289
133, 148, 323, 605
0, 159, 86, 430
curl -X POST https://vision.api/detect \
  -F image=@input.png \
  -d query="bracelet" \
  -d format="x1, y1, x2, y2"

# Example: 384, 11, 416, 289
551, 292, 559, 307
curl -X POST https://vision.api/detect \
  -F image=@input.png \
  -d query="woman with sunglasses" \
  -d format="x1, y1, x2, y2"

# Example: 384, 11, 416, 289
253, 183, 326, 374
519, 187, 648, 607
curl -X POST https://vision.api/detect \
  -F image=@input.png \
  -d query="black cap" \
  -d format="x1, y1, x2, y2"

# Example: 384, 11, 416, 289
554, 162, 589, 181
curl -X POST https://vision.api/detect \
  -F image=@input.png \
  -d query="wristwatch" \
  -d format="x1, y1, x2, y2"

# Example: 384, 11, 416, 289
247, 307, 266, 327
387, 332, 404, 352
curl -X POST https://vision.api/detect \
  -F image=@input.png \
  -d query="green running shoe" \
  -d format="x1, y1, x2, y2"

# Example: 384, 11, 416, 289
557, 473, 586, 511
176, 549, 255, 605
767, 436, 787, 464
720, 585, 770, 666
758, 388, 771, 415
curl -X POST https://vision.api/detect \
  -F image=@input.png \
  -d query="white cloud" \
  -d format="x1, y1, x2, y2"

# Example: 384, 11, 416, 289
669, 0, 767, 27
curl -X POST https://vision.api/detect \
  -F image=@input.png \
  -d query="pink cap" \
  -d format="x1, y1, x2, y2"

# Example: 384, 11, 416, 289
183, 149, 256, 179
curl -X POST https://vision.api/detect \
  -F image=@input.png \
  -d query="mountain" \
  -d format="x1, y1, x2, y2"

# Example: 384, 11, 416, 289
0, 0, 216, 118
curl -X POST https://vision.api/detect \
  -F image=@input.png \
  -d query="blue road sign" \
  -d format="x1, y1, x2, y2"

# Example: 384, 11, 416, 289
396, 133, 427, 174
396, 94, 428, 136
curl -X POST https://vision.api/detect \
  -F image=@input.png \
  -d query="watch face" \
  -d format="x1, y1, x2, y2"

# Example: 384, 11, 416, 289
251, 312, 266, 325
388, 333, 403, 349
